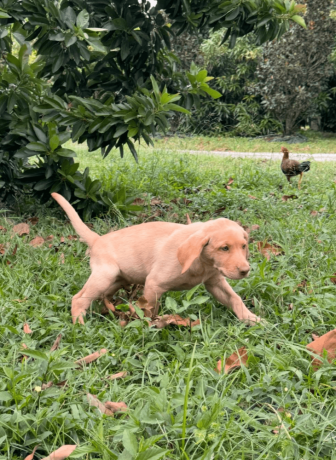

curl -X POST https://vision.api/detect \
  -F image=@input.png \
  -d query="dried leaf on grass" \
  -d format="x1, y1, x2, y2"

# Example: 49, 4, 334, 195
106, 371, 127, 380
41, 445, 77, 460
227, 177, 234, 186
307, 329, 336, 370
150, 197, 162, 206
248, 195, 257, 200
150, 315, 200, 329
46, 235, 54, 241
136, 295, 153, 317
29, 236, 45, 247
0, 244, 5, 255
41, 381, 53, 390
186, 213, 192, 225
75, 348, 108, 366
24, 445, 38, 460
23, 323, 33, 334
13, 223, 30, 236
50, 334, 62, 351
59, 253, 65, 264
215, 347, 248, 374
257, 242, 283, 260
310, 210, 319, 217
27, 217, 39, 225
0, 226, 7, 233
132, 198, 145, 206
282, 195, 298, 202
330, 274, 336, 284
87, 393, 128, 416
12, 244, 17, 255
214, 206, 226, 215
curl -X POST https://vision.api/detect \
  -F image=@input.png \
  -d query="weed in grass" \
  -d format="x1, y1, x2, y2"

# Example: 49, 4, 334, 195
1, 146, 336, 459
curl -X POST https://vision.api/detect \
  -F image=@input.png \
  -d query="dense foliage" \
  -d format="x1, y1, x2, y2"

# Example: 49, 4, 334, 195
252, 0, 336, 135
0, 0, 302, 217
178, 32, 282, 136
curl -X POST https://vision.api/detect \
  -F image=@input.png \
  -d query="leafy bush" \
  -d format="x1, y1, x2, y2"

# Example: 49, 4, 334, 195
177, 32, 282, 136
251, 0, 336, 135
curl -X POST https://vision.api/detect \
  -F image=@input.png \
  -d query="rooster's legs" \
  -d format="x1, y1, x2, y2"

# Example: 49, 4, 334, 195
298, 172, 303, 190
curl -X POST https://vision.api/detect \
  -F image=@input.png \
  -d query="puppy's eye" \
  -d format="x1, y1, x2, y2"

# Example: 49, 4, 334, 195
221, 246, 229, 252
242, 244, 246, 249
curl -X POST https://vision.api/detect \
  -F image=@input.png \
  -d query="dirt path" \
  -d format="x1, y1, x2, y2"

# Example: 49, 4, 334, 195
173, 150, 336, 161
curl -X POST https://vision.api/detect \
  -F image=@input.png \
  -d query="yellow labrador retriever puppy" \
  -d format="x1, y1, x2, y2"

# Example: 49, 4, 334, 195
52, 193, 260, 325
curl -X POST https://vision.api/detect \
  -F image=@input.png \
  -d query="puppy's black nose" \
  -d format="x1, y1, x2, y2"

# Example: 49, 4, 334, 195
239, 269, 250, 276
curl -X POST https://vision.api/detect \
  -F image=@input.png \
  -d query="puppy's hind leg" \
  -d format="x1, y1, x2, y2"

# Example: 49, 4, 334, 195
71, 265, 120, 324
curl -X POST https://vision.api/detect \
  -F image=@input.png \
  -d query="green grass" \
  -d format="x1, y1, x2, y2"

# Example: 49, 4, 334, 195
2, 145, 336, 459
151, 130, 336, 154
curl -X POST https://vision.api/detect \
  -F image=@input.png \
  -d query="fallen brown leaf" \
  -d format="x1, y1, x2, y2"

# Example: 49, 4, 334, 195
24, 445, 39, 460
0, 244, 5, 255
67, 235, 78, 241
150, 315, 200, 329
248, 195, 257, 200
12, 244, 17, 255
310, 210, 319, 217
50, 334, 62, 352
186, 213, 192, 225
87, 393, 128, 416
13, 297, 27, 303
307, 329, 336, 370
227, 177, 234, 186
257, 242, 283, 260
150, 198, 162, 206
59, 253, 65, 264
282, 195, 298, 202
0, 226, 7, 233
41, 381, 53, 390
132, 198, 145, 206
41, 445, 77, 460
214, 206, 226, 214
251, 224, 260, 231
105, 401, 128, 413
288, 303, 293, 311
87, 393, 114, 415
136, 295, 153, 318
75, 348, 108, 366
60, 236, 65, 243
23, 323, 33, 334
120, 320, 128, 327
106, 371, 127, 380
27, 217, 39, 226
13, 222, 30, 236
330, 274, 336, 285
46, 235, 54, 241
29, 236, 45, 247
215, 346, 248, 374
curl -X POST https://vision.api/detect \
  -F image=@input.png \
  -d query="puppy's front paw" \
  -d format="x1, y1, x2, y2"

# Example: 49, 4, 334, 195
72, 308, 86, 325
241, 313, 262, 326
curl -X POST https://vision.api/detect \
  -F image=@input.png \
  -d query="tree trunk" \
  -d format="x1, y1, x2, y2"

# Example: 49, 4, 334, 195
285, 117, 295, 135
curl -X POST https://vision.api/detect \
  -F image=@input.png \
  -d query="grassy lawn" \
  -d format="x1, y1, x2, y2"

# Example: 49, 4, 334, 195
152, 131, 336, 154
2, 145, 336, 459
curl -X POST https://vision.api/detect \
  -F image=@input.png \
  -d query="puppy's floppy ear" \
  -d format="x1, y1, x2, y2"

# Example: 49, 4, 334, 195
243, 230, 249, 259
177, 232, 209, 274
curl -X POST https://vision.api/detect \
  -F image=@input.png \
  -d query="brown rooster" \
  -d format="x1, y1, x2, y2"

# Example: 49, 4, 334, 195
281, 147, 310, 189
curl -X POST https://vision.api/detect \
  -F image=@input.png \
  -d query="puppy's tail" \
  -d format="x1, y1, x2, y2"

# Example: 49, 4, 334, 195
51, 193, 99, 247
